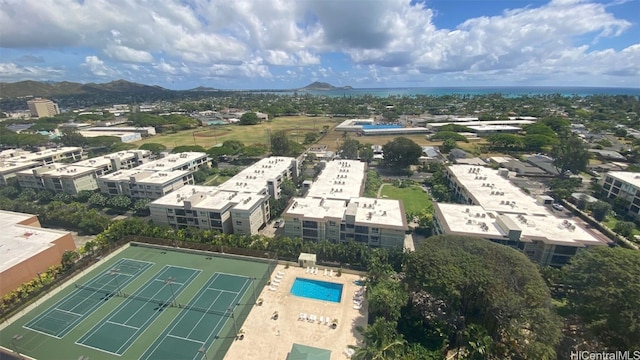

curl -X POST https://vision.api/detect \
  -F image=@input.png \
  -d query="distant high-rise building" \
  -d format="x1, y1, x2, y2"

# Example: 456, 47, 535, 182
27, 98, 60, 118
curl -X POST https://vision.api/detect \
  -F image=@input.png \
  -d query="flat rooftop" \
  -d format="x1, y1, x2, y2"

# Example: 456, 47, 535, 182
285, 197, 348, 220
17, 163, 96, 177
0, 160, 40, 174
99, 168, 190, 184
75, 150, 150, 169
467, 125, 522, 131
606, 171, 640, 188
448, 165, 544, 215
306, 160, 365, 201
150, 185, 265, 211
429, 120, 535, 128
0, 210, 70, 274
137, 152, 208, 172
351, 197, 407, 230
218, 156, 297, 194
0, 147, 82, 162
435, 203, 606, 247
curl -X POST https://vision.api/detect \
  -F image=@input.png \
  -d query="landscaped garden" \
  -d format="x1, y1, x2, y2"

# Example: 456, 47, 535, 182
379, 183, 433, 214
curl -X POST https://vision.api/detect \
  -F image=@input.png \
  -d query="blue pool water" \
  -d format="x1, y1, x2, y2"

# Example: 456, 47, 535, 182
290, 278, 343, 303
362, 124, 402, 130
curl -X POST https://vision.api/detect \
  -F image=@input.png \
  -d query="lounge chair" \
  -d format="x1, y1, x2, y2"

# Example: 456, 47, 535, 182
314, 267, 319, 274
306, 266, 310, 274
272, 282, 279, 287
269, 286, 277, 291
323, 268, 328, 276
277, 271, 285, 276
353, 304, 362, 310
309, 314, 316, 322
275, 273, 283, 279
319, 316, 324, 324
299, 312, 305, 320
329, 270, 334, 277
325, 317, 330, 325
354, 299, 363, 305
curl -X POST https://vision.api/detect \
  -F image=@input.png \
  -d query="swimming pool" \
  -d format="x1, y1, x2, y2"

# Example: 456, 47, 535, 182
290, 278, 343, 303
362, 124, 402, 130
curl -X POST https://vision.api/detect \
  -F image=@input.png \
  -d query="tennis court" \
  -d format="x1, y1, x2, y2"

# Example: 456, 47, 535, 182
0, 244, 270, 360
76, 265, 201, 356
140, 272, 252, 360
23, 258, 153, 338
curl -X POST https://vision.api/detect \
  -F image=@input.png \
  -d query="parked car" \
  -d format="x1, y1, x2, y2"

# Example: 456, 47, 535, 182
552, 203, 564, 211
274, 219, 284, 228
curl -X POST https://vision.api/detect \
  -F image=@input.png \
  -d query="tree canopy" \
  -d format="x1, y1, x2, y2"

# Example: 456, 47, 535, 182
239, 112, 260, 125
551, 134, 590, 176
404, 235, 562, 359
564, 246, 640, 349
381, 137, 422, 169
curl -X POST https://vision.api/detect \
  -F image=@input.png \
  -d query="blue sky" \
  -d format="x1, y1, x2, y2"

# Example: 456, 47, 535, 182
0, 0, 638, 89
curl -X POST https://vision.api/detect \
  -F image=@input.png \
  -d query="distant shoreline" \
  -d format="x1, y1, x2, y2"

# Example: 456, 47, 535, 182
247, 86, 640, 97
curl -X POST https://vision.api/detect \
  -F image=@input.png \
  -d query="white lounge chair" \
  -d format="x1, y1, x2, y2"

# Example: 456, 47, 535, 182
354, 299, 363, 305
314, 267, 319, 274
319, 316, 324, 324
299, 312, 305, 321
309, 314, 316, 322
353, 304, 362, 310
275, 273, 283, 279
269, 286, 277, 291
272, 282, 279, 287
272, 278, 281, 283
325, 316, 330, 325
306, 266, 311, 274
323, 268, 328, 276
277, 271, 285, 276
329, 270, 334, 277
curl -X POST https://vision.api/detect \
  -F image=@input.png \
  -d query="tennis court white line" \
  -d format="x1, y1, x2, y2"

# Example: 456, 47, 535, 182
54, 308, 83, 317
75, 341, 123, 357
203, 287, 240, 294
106, 320, 140, 330
21, 325, 62, 339
140, 273, 221, 360
154, 278, 185, 286
185, 290, 224, 339
167, 334, 205, 345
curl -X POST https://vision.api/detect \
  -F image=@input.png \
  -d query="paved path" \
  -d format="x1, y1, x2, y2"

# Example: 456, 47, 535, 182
376, 183, 389, 198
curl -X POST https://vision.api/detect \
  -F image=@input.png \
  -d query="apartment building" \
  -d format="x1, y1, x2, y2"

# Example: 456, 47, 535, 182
27, 98, 60, 118
16, 163, 99, 195
74, 150, 151, 176
0, 210, 75, 296
434, 165, 609, 266
149, 185, 270, 235
0, 147, 85, 185
600, 171, 640, 218
148, 156, 299, 234
282, 159, 407, 248
137, 152, 211, 172
98, 169, 193, 200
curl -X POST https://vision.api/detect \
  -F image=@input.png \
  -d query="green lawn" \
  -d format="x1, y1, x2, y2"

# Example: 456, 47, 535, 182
380, 185, 433, 214
603, 215, 640, 237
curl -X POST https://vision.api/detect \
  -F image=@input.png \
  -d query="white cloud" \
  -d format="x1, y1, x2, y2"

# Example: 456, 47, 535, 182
0, 62, 64, 79
82, 56, 118, 77
105, 45, 154, 63
0, 0, 637, 86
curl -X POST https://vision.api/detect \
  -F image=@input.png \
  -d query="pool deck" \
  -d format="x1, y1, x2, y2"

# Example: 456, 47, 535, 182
224, 265, 367, 360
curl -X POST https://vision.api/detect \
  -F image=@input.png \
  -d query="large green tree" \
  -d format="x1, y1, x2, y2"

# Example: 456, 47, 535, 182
404, 235, 561, 359
381, 137, 422, 169
270, 130, 290, 156
551, 134, 590, 176
564, 247, 640, 349
239, 112, 260, 125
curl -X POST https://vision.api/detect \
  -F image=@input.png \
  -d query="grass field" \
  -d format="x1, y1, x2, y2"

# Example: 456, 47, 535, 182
380, 185, 433, 214
0, 245, 271, 360
603, 215, 640, 238
133, 116, 340, 148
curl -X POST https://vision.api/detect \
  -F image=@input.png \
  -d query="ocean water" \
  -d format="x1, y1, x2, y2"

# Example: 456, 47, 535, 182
268, 87, 640, 97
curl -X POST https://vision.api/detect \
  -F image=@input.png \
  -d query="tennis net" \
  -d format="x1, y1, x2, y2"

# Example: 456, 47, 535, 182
75, 283, 170, 305
177, 303, 231, 317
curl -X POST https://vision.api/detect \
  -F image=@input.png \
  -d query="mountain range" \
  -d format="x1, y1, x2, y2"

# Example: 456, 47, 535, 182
0, 80, 353, 98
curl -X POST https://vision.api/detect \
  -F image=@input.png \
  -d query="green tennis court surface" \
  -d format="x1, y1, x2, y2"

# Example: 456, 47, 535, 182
140, 273, 251, 360
23, 258, 153, 338
0, 244, 271, 360
76, 265, 201, 355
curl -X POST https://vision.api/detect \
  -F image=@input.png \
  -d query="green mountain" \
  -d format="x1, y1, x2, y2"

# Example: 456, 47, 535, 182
299, 81, 353, 91
0, 79, 169, 98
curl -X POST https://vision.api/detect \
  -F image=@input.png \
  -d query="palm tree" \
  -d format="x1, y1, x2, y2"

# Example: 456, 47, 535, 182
349, 319, 407, 360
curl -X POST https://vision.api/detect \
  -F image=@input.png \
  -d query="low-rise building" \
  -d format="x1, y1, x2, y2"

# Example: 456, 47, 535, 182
600, 171, 640, 218
148, 156, 299, 234
283, 159, 408, 248
435, 165, 609, 266
0, 210, 75, 296
16, 163, 99, 195
137, 152, 211, 173
149, 185, 270, 235
0, 147, 85, 185
74, 150, 151, 176
98, 169, 193, 200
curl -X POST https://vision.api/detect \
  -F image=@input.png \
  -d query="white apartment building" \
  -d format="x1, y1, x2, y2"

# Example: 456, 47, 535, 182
600, 171, 640, 218
98, 169, 193, 200
434, 165, 609, 266
149, 185, 270, 235
148, 156, 299, 235
74, 150, 151, 176
0, 147, 84, 185
137, 152, 211, 172
16, 164, 98, 195
283, 159, 407, 248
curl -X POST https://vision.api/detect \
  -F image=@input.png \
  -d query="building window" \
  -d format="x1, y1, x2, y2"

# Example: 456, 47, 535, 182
236, 220, 243, 225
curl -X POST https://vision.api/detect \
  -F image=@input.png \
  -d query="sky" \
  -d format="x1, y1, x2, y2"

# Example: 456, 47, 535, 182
0, 0, 638, 90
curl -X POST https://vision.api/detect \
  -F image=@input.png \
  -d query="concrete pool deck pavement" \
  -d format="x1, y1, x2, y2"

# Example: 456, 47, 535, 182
224, 264, 367, 360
